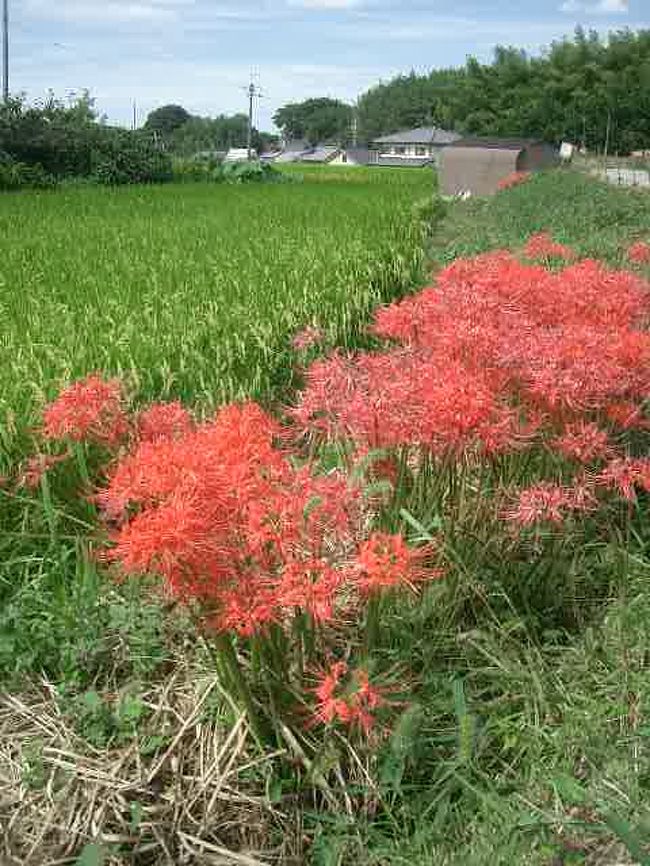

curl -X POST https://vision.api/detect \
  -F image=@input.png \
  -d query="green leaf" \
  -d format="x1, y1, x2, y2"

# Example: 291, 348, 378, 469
129, 800, 143, 832
399, 507, 442, 540
81, 690, 102, 712
602, 811, 650, 864
553, 773, 588, 805
75, 843, 107, 866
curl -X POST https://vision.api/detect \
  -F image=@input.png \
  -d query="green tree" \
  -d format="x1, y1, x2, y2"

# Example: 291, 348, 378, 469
144, 104, 192, 138
354, 28, 650, 153
0, 95, 172, 185
273, 98, 353, 144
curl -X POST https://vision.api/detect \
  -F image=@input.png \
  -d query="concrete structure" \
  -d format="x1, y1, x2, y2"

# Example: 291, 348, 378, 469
371, 126, 460, 166
604, 167, 650, 188
329, 148, 373, 166
224, 148, 256, 163
440, 138, 558, 196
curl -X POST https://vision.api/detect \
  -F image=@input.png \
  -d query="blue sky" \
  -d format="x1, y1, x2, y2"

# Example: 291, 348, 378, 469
8, 0, 649, 130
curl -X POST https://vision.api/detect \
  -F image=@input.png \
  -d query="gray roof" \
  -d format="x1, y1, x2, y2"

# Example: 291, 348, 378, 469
373, 126, 460, 145
274, 149, 310, 163
301, 147, 341, 163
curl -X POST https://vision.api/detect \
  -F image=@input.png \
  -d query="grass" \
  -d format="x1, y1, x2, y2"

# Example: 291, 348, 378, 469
1, 169, 649, 865
0, 170, 431, 460
431, 169, 649, 267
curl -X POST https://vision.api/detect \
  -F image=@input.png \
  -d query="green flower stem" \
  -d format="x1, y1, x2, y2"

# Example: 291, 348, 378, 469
365, 593, 381, 655
215, 633, 269, 746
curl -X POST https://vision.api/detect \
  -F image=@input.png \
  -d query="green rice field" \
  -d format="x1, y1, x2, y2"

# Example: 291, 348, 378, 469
0, 169, 431, 463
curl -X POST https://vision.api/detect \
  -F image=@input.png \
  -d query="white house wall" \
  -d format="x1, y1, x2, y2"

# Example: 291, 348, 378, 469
377, 144, 444, 164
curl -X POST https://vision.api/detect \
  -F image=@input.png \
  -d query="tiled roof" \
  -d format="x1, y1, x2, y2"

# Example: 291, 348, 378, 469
373, 126, 460, 145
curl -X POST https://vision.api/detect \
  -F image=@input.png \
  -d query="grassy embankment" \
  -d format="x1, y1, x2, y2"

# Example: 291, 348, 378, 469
1, 168, 649, 866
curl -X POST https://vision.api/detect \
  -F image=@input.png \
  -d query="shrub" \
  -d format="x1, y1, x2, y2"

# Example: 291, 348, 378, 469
172, 154, 223, 183
91, 130, 172, 186
0, 153, 55, 190
220, 159, 284, 184
0, 96, 172, 187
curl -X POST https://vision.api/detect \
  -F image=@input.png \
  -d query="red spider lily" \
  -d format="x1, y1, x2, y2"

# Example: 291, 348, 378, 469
628, 241, 650, 265
107, 491, 234, 599
355, 532, 443, 593
550, 422, 611, 463
277, 557, 345, 622
209, 577, 281, 637
292, 325, 325, 351
17, 452, 69, 489
98, 398, 360, 637
292, 348, 523, 456
43, 374, 128, 447
524, 231, 577, 262
295, 252, 649, 455
505, 481, 597, 526
135, 401, 193, 443
497, 171, 530, 190
605, 401, 650, 430
596, 457, 650, 501
312, 662, 386, 733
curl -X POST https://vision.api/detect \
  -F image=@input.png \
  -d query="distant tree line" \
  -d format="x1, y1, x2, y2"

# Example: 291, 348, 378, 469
144, 104, 279, 155
272, 29, 650, 154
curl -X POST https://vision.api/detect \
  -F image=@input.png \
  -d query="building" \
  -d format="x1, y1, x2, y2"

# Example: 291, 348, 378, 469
329, 148, 374, 166
224, 148, 256, 163
440, 138, 558, 196
300, 146, 342, 164
272, 139, 312, 163
371, 126, 461, 166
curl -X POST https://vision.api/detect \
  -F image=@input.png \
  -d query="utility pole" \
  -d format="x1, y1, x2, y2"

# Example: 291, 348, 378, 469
132, 99, 137, 131
2, 0, 8, 102
247, 81, 255, 161
351, 113, 358, 148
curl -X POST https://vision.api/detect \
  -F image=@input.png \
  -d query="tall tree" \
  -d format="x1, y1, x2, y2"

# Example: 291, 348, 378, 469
354, 29, 649, 153
273, 98, 353, 144
144, 104, 192, 138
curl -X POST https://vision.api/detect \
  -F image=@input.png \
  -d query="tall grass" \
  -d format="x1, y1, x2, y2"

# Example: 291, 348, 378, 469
0, 174, 431, 465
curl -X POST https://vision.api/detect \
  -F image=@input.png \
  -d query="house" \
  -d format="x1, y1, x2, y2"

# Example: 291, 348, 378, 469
440, 138, 558, 196
272, 139, 312, 163
371, 126, 461, 166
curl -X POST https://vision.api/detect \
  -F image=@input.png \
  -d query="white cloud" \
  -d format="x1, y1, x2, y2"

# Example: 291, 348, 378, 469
287, 0, 361, 8
22, 0, 188, 24
560, 0, 628, 14
597, 0, 628, 11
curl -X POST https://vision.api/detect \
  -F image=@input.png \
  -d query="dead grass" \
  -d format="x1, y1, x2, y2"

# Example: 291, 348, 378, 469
0, 652, 306, 865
